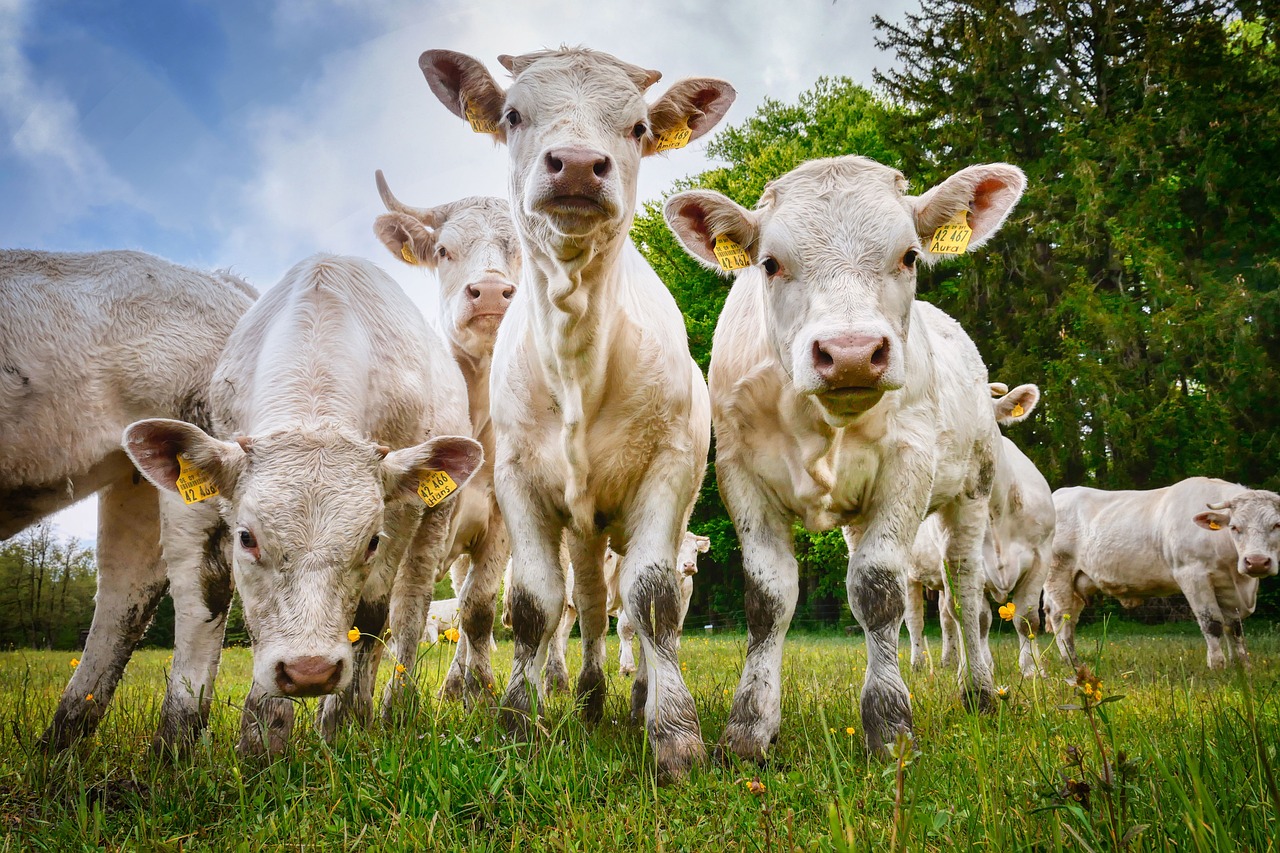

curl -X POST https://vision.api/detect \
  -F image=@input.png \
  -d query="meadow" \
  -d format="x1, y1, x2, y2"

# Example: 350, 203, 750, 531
0, 619, 1276, 851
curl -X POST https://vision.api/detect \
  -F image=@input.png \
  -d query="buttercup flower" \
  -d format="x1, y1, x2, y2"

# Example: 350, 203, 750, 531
443, 628, 461, 643
69, 658, 79, 668
998, 602, 1016, 621
395, 663, 406, 674
746, 778, 766, 795
347, 627, 361, 643
845, 726, 856, 735
85, 693, 93, 702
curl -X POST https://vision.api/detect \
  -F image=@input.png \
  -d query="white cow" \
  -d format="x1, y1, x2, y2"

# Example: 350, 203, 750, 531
906, 384, 1054, 677
373, 171, 520, 700
1046, 479, 1280, 669
124, 255, 482, 752
665, 154, 1026, 758
422, 598, 459, 645
421, 46, 733, 779
1, 250, 254, 752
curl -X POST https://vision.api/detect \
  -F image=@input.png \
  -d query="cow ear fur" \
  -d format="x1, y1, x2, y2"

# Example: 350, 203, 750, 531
123, 418, 246, 498
381, 435, 485, 507
646, 78, 736, 156
664, 190, 759, 277
374, 213, 440, 269
913, 163, 1026, 260
993, 384, 1040, 425
1194, 510, 1230, 531
420, 50, 506, 137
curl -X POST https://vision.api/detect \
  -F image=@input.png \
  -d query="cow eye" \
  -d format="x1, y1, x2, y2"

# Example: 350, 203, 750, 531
505, 109, 522, 127
632, 122, 648, 140
762, 257, 780, 277
1231, 525, 1241, 533
367, 534, 380, 556
239, 530, 257, 550
437, 245, 449, 261
902, 249, 918, 269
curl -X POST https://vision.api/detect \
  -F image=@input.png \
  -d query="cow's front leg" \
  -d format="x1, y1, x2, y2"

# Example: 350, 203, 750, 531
451, 509, 511, 702
1176, 570, 1228, 670
905, 578, 930, 671
381, 506, 448, 722
543, 602, 575, 695
1011, 554, 1049, 677
719, 473, 798, 764
42, 474, 167, 750
154, 499, 231, 753
496, 476, 565, 739
617, 608, 637, 675
939, 499, 996, 713
568, 533, 609, 720
238, 685, 296, 756
314, 592, 389, 740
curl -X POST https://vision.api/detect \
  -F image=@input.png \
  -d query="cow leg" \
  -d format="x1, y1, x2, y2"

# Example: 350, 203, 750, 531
497, 479, 565, 739
617, 608, 637, 676
978, 600, 994, 674
544, 602, 575, 694
1011, 554, 1048, 677
1177, 572, 1228, 670
238, 685, 296, 755
380, 505, 446, 722
939, 499, 996, 713
153, 499, 231, 753
1046, 556, 1086, 665
939, 586, 960, 670
454, 511, 511, 702
41, 473, 167, 750
905, 577, 930, 671
568, 533, 610, 721
440, 555, 474, 698
314, 593, 389, 739
719, 468, 797, 763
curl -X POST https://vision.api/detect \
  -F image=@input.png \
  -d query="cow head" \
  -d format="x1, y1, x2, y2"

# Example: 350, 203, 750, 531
678, 531, 710, 577
665, 156, 1025, 426
1194, 490, 1280, 579
373, 171, 520, 360
123, 419, 482, 698
420, 47, 734, 253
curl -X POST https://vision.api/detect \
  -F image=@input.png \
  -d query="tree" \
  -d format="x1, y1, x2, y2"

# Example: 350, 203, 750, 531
0, 524, 98, 649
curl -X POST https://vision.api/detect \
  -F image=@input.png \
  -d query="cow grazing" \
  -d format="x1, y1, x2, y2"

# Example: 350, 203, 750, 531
906, 384, 1053, 677
421, 46, 733, 779
665, 154, 1026, 758
374, 171, 520, 701
1046, 479, 1279, 669
2, 250, 255, 751
124, 255, 482, 752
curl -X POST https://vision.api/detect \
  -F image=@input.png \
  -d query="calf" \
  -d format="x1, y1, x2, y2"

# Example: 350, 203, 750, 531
665, 155, 1025, 758
421, 46, 733, 779
125, 255, 482, 751
2, 250, 254, 751
373, 171, 520, 700
1046, 479, 1279, 669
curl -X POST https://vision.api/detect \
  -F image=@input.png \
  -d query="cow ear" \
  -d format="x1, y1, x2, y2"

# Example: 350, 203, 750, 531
694, 534, 711, 553
1194, 510, 1230, 531
374, 213, 440, 269
913, 163, 1026, 261
420, 49, 506, 137
646, 78, 736, 156
992, 383, 1040, 425
381, 435, 484, 507
123, 419, 246, 499
664, 190, 759, 277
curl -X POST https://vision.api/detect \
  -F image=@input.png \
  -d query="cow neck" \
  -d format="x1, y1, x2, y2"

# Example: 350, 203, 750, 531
523, 229, 627, 532
447, 336, 494, 445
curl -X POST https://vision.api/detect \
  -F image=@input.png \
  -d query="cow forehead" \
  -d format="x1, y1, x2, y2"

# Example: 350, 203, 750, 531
438, 200, 518, 255
238, 430, 384, 530
506, 50, 649, 116
1231, 491, 1280, 526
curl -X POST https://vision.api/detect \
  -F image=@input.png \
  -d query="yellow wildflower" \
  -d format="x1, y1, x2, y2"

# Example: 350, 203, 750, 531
395, 663, 406, 674
443, 627, 461, 643
69, 658, 80, 668
845, 727, 856, 735
347, 627, 361, 643
996, 685, 1010, 700
746, 778, 766, 795
85, 693, 94, 702
998, 602, 1016, 621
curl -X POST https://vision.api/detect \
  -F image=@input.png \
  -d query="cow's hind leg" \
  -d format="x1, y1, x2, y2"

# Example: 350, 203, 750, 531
568, 533, 609, 721
454, 509, 511, 702
939, 499, 996, 713
905, 578, 930, 671
42, 474, 167, 750
617, 609, 637, 676
1011, 553, 1048, 677
381, 505, 447, 723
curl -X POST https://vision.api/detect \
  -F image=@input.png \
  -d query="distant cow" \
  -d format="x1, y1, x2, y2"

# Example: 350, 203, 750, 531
125, 255, 482, 752
374, 171, 520, 701
665, 154, 1026, 758
421, 47, 733, 780
1046, 479, 1280, 669
1, 250, 255, 752
906, 384, 1053, 678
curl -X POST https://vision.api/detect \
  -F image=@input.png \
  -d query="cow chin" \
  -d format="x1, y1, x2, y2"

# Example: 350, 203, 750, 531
813, 388, 886, 424
530, 193, 619, 237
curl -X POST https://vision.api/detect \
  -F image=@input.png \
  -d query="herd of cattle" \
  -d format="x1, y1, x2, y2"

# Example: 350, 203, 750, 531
2, 46, 1278, 782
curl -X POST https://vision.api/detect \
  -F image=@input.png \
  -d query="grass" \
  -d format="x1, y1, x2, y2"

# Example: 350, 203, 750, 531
0, 618, 1277, 850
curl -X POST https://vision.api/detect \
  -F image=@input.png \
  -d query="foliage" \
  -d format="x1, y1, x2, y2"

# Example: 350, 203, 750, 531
0, 524, 97, 650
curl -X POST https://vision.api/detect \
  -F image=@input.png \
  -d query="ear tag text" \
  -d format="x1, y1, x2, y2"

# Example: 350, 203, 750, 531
928, 208, 973, 255
1209, 520, 1221, 530
176, 454, 219, 505
465, 101, 499, 135
1011, 403, 1025, 418
714, 235, 751, 271
401, 244, 418, 265
655, 119, 692, 153
417, 470, 459, 507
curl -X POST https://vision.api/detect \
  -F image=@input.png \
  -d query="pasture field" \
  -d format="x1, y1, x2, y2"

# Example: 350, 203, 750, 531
0, 620, 1277, 851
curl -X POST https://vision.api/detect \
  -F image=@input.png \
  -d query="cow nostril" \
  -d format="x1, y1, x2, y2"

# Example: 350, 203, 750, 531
502, 285, 515, 299
813, 340, 834, 370
871, 339, 890, 368
545, 152, 564, 174
466, 284, 481, 300
593, 158, 611, 178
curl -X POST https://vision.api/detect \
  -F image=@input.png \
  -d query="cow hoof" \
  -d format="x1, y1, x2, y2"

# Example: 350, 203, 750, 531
544, 670, 571, 695
654, 732, 706, 784
439, 672, 466, 701
716, 728, 770, 766
960, 683, 996, 715
620, 664, 636, 676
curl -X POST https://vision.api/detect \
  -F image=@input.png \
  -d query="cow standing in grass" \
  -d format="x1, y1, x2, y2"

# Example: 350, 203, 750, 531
124, 255, 482, 752
1046, 479, 1280, 669
420, 46, 733, 780
665, 155, 1026, 759
373, 171, 520, 701
2, 250, 254, 752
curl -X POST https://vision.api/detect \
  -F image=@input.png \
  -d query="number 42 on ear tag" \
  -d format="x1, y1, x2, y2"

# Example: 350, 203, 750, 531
417, 470, 458, 507
713, 235, 751, 271
928, 209, 973, 255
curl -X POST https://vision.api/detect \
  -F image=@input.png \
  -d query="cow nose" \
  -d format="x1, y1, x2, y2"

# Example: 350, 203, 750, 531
812, 335, 891, 388
275, 657, 342, 697
545, 147, 612, 183
1244, 555, 1273, 575
682, 562, 698, 575
466, 279, 515, 302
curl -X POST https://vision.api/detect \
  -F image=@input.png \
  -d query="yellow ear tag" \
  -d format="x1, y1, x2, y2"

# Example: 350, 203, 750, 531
928, 209, 973, 255
464, 101, 499, 135
417, 470, 459, 507
401, 244, 418, 265
1011, 403, 1025, 418
175, 454, 219, 505
713, 235, 751, 271
654, 119, 692, 153
1209, 520, 1221, 530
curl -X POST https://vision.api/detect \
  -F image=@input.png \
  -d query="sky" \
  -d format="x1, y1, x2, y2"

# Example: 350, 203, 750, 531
2, 0, 915, 543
